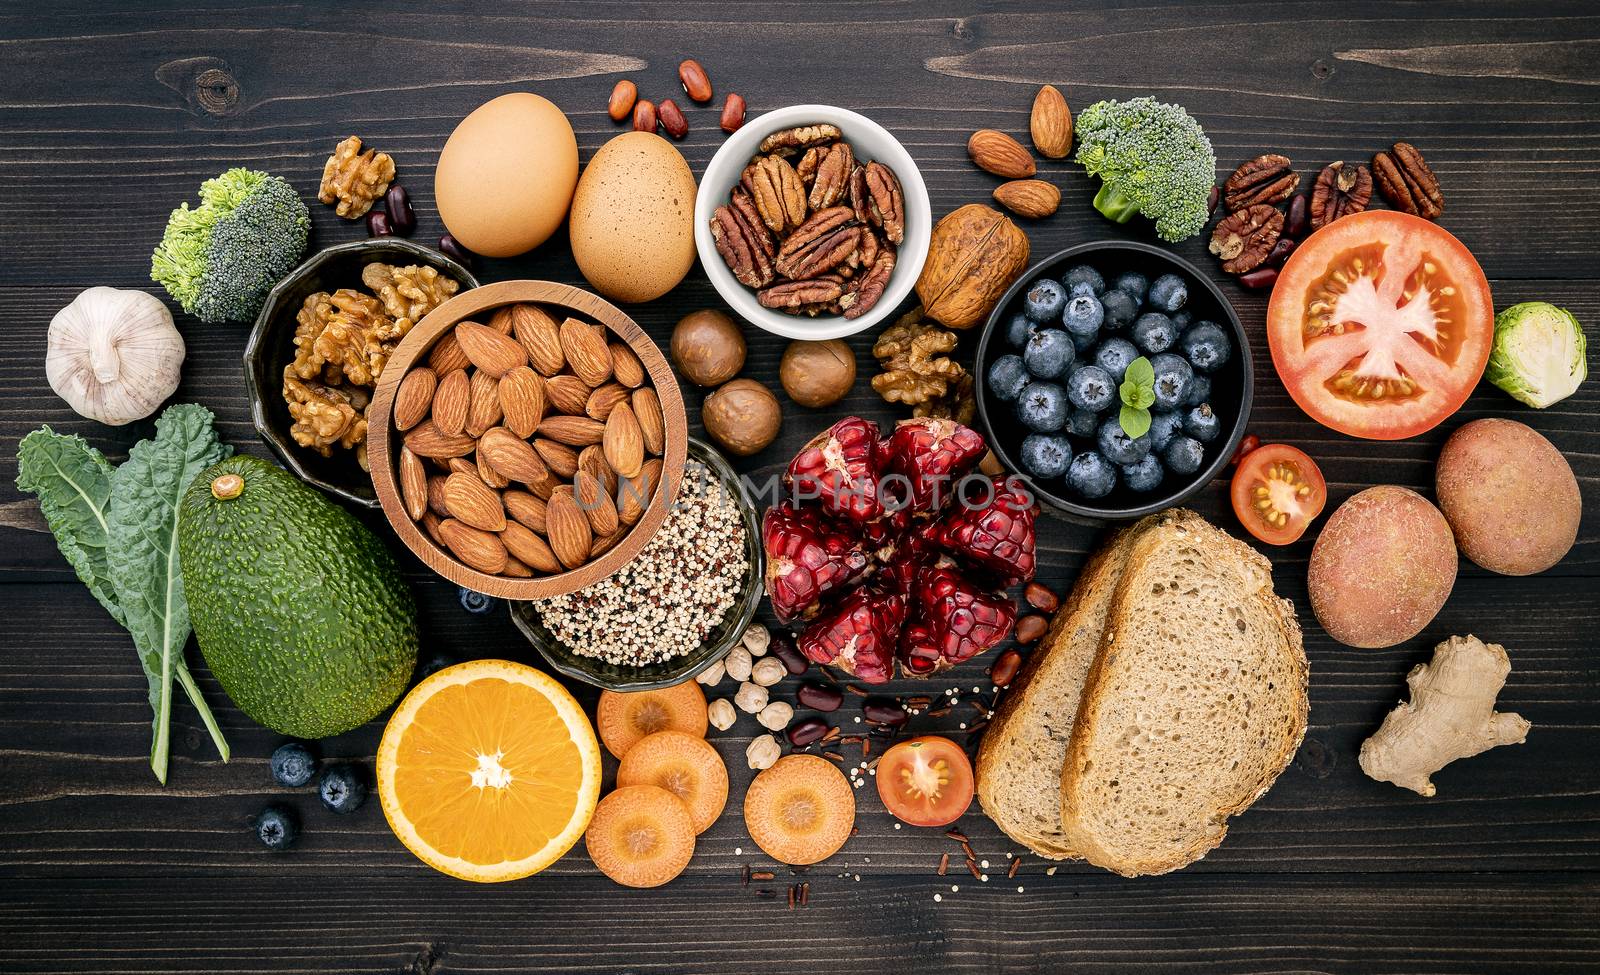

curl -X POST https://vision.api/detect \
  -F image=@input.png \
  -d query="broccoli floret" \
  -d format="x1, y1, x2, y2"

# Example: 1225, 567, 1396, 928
1073, 97, 1216, 243
151, 168, 309, 323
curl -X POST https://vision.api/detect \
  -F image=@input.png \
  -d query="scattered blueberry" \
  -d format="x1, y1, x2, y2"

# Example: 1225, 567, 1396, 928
1062, 295, 1104, 343
1149, 353, 1194, 411
1062, 265, 1105, 296
1067, 451, 1117, 499
255, 804, 299, 851
1016, 381, 1069, 433
1020, 434, 1073, 479
1121, 454, 1165, 493
1023, 278, 1068, 323
1066, 408, 1099, 439
1131, 312, 1177, 355
318, 763, 368, 815
987, 354, 1030, 402
1098, 417, 1151, 466
1183, 403, 1221, 443
1098, 289, 1139, 330
1147, 410, 1183, 452
1112, 271, 1149, 304
1023, 329, 1075, 380
1164, 436, 1205, 475
1005, 311, 1036, 348
418, 651, 458, 681
270, 742, 317, 788
458, 586, 496, 615
1066, 364, 1117, 413
1093, 338, 1140, 378
1183, 373, 1212, 408
1181, 321, 1231, 373
1147, 273, 1189, 312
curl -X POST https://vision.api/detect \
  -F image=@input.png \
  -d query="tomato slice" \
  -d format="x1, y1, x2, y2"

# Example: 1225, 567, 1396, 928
875, 736, 973, 828
1267, 211, 1493, 440
1230, 444, 1327, 545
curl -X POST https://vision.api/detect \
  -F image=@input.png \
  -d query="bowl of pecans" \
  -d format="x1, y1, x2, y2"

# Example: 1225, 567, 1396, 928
695, 104, 931, 341
367, 279, 689, 599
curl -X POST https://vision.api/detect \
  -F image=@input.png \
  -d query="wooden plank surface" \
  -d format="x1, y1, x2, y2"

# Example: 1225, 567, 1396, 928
2, 1, 1598, 972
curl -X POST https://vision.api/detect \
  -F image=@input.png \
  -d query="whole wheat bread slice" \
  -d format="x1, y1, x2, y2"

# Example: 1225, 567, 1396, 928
1058, 509, 1307, 877
975, 519, 1151, 859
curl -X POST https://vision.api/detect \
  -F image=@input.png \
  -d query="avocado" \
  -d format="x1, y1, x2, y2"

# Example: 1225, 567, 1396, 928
178, 455, 418, 738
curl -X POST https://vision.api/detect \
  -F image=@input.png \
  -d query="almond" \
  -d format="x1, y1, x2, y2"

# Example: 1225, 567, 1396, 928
602, 402, 645, 479
993, 179, 1061, 219
405, 420, 476, 459
393, 367, 437, 432
538, 414, 605, 447
498, 367, 546, 438
399, 447, 428, 521
585, 382, 630, 421
466, 368, 503, 438
591, 530, 624, 560
455, 320, 527, 378
438, 518, 508, 574
420, 510, 446, 546
428, 333, 472, 374
577, 445, 616, 496
476, 448, 510, 489
574, 470, 620, 537
545, 491, 593, 570
631, 387, 665, 456
444, 471, 506, 531
500, 521, 561, 574
487, 305, 516, 335
967, 129, 1036, 179
501, 556, 535, 578
559, 317, 613, 387
545, 375, 593, 416
503, 489, 548, 534
616, 458, 660, 526
479, 426, 551, 485
534, 438, 580, 480
609, 342, 646, 388
431, 368, 470, 436
427, 474, 451, 518
447, 457, 476, 477
509, 303, 566, 376
1029, 85, 1073, 159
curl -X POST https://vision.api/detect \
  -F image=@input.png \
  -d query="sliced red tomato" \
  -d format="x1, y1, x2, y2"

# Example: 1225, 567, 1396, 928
1230, 444, 1327, 545
876, 736, 973, 828
1267, 211, 1493, 440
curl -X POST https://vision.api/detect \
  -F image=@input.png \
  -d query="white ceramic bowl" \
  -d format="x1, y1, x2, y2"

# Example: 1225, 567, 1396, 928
694, 104, 931, 341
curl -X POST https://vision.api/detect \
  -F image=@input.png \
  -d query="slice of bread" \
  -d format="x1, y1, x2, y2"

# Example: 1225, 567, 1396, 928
975, 519, 1151, 859
1058, 509, 1307, 877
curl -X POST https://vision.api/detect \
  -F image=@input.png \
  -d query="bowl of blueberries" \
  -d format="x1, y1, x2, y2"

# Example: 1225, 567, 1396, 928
974, 240, 1251, 521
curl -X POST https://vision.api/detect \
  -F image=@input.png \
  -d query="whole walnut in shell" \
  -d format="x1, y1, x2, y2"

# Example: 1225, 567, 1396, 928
914, 204, 1030, 329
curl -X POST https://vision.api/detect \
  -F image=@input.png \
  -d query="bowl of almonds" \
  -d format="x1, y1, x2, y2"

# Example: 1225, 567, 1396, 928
367, 280, 688, 598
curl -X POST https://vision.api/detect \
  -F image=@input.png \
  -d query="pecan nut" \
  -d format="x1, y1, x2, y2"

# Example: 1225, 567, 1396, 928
1372, 142, 1443, 219
796, 146, 822, 188
848, 165, 870, 225
710, 204, 775, 288
759, 123, 842, 157
729, 187, 774, 258
775, 207, 859, 280
742, 155, 808, 234
758, 277, 846, 313
1309, 161, 1372, 230
863, 161, 905, 245
808, 142, 854, 210
841, 248, 896, 320
1208, 204, 1283, 274
1223, 153, 1299, 211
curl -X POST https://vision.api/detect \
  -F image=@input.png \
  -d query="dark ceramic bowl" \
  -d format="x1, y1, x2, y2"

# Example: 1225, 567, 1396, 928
243, 239, 479, 506
973, 240, 1252, 522
509, 438, 764, 692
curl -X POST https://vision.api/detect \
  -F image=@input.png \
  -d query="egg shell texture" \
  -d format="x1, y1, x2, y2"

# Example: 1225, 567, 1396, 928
570, 132, 697, 304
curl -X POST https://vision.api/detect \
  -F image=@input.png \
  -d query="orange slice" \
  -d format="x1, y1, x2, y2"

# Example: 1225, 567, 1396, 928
376, 659, 601, 883
596, 682, 708, 759
616, 731, 729, 834
744, 753, 856, 865
586, 785, 696, 888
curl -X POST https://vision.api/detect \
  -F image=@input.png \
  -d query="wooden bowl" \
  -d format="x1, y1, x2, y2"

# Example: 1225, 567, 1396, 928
367, 280, 688, 599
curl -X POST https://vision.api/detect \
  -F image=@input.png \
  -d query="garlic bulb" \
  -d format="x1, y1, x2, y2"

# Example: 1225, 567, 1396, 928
47, 287, 185, 426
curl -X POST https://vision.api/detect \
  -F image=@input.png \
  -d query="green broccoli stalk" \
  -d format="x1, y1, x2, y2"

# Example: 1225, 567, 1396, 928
151, 168, 310, 323
1074, 97, 1216, 243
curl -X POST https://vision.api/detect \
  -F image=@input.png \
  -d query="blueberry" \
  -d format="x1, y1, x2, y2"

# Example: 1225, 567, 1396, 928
1062, 295, 1104, 342
1016, 381, 1069, 432
1164, 436, 1205, 476
1097, 417, 1151, 466
1066, 451, 1117, 499
1005, 311, 1036, 348
1066, 408, 1099, 439
1147, 410, 1182, 452
1121, 454, 1166, 493
1023, 329, 1075, 380
1131, 313, 1176, 355
986, 354, 1029, 402
318, 763, 368, 815
1023, 278, 1068, 323
254, 804, 299, 851
1170, 309, 1193, 332
1066, 364, 1117, 413
1070, 329, 1098, 353
1181, 321, 1232, 373
1183, 373, 1212, 408
1147, 273, 1189, 312
417, 651, 457, 681
1183, 403, 1221, 443
270, 742, 317, 788
1062, 265, 1105, 296
458, 586, 496, 615
1112, 271, 1148, 303
1099, 290, 1140, 330
1149, 353, 1194, 411
1093, 338, 1140, 378
1020, 434, 1072, 479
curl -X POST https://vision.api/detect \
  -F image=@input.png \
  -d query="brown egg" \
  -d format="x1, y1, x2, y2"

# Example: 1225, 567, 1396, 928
703, 379, 781, 457
671, 309, 745, 387
779, 340, 857, 408
435, 93, 578, 257
569, 132, 698, 303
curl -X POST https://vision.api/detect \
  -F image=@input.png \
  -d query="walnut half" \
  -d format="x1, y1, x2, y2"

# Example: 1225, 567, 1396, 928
319, 136, 394, 219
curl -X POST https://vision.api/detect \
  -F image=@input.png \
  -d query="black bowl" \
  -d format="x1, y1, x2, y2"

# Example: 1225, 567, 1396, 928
973, 240, 1252, 522
243, 239, 479, 506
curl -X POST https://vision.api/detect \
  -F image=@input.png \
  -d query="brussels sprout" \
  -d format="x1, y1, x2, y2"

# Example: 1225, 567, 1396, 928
1486, 301, 1586, 408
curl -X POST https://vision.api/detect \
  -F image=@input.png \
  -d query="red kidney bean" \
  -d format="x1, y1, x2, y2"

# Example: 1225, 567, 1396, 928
786, 716, 829, 747
678, 59, 713, 103
658, 99, 688, 139
632, 99, 658, 133
796, 682, 843, 712
1238, 266, 1279, 289
437, 233, 473, 266
1267, 236, 1298, 267
1207, 184, 1221, 216
862, 696, 908, 726
989, 649, 1023, 688
769, 632, 809, 676
1023, 582, 1059, 613
1015, 614, 1048, 645
384, 185, 416, 236
1284, 193, 1309, 238
366, 210, 392, 237
720, 93, 746, 133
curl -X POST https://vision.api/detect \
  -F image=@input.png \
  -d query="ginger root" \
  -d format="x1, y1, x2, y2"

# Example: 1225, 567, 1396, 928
1359, 634, 1530, 796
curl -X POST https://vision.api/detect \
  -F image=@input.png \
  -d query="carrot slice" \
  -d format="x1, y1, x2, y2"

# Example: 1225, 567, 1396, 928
616, 731, 729, 834
743, 754, 855, 865
585, 785, 696, 888
596, 683, 709, 759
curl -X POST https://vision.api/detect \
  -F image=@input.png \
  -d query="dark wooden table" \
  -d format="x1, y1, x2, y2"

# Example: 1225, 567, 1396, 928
3, 3, 1597, 972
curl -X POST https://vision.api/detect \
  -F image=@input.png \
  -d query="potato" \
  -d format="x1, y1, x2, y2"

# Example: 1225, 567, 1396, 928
1436, 418, 1580, 575
1308, 486, 1457, 649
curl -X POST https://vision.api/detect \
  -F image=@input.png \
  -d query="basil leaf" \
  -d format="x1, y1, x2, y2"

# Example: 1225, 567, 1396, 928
15, 428, 125, 627
1125, 356, 1155, 388
1120, 405, 1152, 440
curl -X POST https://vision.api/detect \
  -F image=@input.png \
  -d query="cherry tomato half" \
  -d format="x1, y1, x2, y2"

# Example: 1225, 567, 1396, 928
876, 735, 974, 828
1230, 444, 1328, 546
